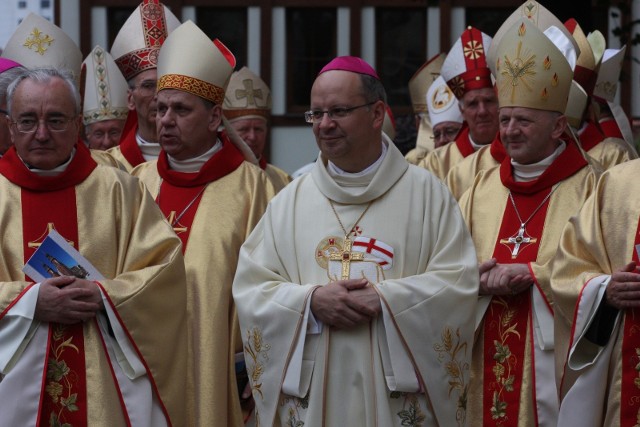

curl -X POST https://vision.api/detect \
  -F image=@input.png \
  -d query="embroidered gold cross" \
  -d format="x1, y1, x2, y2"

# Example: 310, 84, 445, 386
28, 223, 74, 249
167, 211, 188, 234
236, 79, 263, 106
329, 237, 364, 280
500, 225, 537, 259
23, 28, 54, 55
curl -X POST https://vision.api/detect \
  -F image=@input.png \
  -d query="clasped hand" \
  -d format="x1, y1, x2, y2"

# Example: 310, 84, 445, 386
479, 258, 533, 296
605, 262, 640, 309
310, 278, 382, 329
34, 275, 104, 324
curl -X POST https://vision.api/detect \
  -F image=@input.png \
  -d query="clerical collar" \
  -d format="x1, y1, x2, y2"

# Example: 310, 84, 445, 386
468, 134, 484, 151
327, 140, 388, 178
22, 147, 76, 177
511, 141, 566, 182
168, 140, 222, 172
136, 131, 161, 161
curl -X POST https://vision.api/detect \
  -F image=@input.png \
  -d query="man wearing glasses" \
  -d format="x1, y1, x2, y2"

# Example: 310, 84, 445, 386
233, 56, 479, 426
108, 0, 180, 171
0, 67, 187, 426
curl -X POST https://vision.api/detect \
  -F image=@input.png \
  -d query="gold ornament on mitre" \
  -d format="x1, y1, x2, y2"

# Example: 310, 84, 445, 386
494, 19, 574, 113
223, 66, 271, 122
408, 53, 446, 114
488, 1, 580, 68
110, 0, 180, 81
426, 76, 463, 127
81, 45, 129, 126
1, 13, 82, 82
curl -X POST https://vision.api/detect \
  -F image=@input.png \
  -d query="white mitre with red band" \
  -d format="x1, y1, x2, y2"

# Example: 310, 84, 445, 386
1, 13, 82, 82
110, 0, 180, 81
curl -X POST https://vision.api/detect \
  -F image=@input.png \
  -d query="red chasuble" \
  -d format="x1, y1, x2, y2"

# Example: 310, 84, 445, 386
454, 125, 476, 158
117, 111, 147, 168
155, 133, 245, 251
482, 139, 587, 425
0, 143, 97, 426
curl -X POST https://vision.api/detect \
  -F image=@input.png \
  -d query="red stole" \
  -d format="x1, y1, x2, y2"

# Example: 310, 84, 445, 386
621, 216, 640, 426
490, 137, 507, 163
482, 139, 587, 425
598, 118, 624, 140
117, 111, 147, 168
0, 144, 96, 426
155, 132, 245, 251
578, 121, 605, 152
258, 156, 267, 170
454, 125, 476, 158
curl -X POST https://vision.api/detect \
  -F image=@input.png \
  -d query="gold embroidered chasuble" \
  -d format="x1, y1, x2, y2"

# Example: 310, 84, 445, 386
418, 126, 477, 181
459, 141, 598, 426
584, 137, 638, 171
132, 150, 276, 427
233, 141, 480, 426
0, 146, 187, 426
551, 159, 640, 426
445, 138, 505, 200
263, 162, 292, 193
404, 145, 429, 165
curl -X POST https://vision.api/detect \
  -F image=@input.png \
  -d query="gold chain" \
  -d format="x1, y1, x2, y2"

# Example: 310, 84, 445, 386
328, 199, 374, 238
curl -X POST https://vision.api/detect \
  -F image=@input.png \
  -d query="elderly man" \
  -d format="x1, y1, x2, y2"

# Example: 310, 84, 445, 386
419, 27, 499, 181
0, 67, 187, 426
131, 21, 275, 426
233, 55, 479, 426
0, 58, 23, 155
426, 75, 463, 149
108, 0, 180, 170
458, 20, 600, 425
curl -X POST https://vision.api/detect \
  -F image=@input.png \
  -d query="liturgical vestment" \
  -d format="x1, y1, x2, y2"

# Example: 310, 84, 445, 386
551, 159, 640, 427
233, 139, 479, 427
459, 140, 598, 426
260, 157, 291, 193
0, 143, 187, 426
132, 133, 276, 427
577, 121, 637, 170
418, 125, 478, 181
445, 138, 505, 200
108, 112, 154, 172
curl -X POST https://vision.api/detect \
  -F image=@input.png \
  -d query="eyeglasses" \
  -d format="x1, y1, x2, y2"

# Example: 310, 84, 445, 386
304, 102, 376, 124
132, 80, 157, 96
11, 117, 75, 133
431, 127, 461, 141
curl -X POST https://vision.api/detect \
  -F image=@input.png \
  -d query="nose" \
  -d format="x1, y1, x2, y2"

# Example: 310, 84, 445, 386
317, 112, 335, 129
159, 108, 175, 126
34, 120, 50, 141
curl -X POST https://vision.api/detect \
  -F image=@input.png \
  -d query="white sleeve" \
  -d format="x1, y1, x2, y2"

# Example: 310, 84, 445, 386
0, 284, 41, 374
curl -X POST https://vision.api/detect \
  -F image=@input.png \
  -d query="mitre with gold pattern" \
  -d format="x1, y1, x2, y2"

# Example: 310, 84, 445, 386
223, 66, 271, 122
426, 76, 462, 127
409, 53, 446, 114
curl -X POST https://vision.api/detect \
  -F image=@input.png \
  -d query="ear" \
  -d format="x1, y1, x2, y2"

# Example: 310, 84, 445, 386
127, 88, 136, 111
372, 100, 386, 129
208, 104, 223, 133
7, 115, 16, 143
551, 114, 568, 140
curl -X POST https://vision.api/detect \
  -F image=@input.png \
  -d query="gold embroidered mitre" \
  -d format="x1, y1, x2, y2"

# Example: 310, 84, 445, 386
81, 45, 129, 126
409, 53, 446, 114
157, 20, 236, 105
494, 19, 574, 113
1, 13, 82, 82
110, 0, 180, 81
223, 66, 271, 122
426, 75, 463, 127
440, 27, 493, 100
593, 46, 626, 103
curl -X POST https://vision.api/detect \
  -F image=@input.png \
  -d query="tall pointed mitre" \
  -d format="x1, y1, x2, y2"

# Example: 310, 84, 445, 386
426, 75, 463, 127
564, 19, 599, 96
81, 45, 129, 126
409, 53, 446, 115
565, 80, 588, 129
440, 27, 493, 100
488, 1, 580, 68
494, 19, 574, 113
1, 13, 82, 81
223, 66, 271, 122
110, 0, 181, 81
593, 47, 626, 103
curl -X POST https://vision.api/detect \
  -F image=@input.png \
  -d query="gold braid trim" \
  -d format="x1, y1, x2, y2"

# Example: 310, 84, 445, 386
158, 74, 225, 104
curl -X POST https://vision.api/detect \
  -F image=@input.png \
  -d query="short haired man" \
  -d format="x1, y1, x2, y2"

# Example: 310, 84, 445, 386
0, 67, 187, 426
233, 56, 479, 426
0, 58, 23, 155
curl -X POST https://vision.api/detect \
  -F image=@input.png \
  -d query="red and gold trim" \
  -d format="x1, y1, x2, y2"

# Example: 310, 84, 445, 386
158, 74, 225, 104
223, 109, 269, 121
115, 48, 160, 81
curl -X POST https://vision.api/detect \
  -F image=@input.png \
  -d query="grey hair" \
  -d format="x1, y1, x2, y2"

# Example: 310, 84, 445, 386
359, 74, 387, 105
0, 66, 25, 105
7, 67, 81, 115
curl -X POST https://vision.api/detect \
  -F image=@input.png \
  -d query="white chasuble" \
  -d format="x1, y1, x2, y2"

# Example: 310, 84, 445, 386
234, 140, 480, 427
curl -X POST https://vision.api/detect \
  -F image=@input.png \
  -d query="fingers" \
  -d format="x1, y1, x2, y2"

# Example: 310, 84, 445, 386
340, 279, 369, 291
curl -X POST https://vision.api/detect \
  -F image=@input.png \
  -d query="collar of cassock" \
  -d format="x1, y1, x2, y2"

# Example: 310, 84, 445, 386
499, 134, 588, 195
0, 142, 97, 191
156, 130, 245, 187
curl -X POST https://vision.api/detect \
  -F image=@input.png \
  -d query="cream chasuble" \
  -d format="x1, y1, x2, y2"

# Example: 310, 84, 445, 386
418, 126, 481, 181
551, 159, 640, 427
445, 138, 505, 200
459, 140, 598, 427
132, 135, 276, 427
108, 112, 151, 172
0, 143, 187, 426
233, 139, 479, 427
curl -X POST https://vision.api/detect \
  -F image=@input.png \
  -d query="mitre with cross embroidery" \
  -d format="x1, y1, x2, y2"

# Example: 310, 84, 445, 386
223, 66, 271, 123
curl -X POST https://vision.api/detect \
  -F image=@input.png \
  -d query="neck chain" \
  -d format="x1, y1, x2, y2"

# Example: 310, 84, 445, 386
157, 180, 208, 227
502, 184, 560, 258
328, 198, 374, 280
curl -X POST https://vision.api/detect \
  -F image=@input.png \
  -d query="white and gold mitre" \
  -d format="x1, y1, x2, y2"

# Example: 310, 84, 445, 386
223, 66, 271, 122
157, 20, 236, 105
494, 19, 574, 113
81, 45, 129, 126
565, 80, 588, 129
593, 46, 626, 103
426, 76, 462, 127
110, 0, 180, 81
1, 13, 82, 81
488, 1, 580, 67
408, 53, 446, 114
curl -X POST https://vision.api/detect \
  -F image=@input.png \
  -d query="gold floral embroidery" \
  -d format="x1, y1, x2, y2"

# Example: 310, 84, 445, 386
434, 327, 469, 426
279, 395, 308, 426
244, 326, 271, 400
489, 298, 521, 420
45, 324, 81, 426
634, 347, 640, 425
391, 392, 426, 426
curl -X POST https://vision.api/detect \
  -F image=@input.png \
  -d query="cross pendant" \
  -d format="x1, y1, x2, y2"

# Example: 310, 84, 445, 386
329, 237, 365, 279
168, 211, 188, 234
499, 223, 537, 259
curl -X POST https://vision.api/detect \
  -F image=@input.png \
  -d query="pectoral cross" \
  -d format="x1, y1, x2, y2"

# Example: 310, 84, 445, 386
500, 224, 537, 258
167, 211, 188, 234
28, 223, 74, 249
329, 237, 364, 280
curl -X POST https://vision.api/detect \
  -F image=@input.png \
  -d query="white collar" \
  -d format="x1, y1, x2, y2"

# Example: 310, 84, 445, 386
136, 131, 161, 162
327, 140, 388, 178
24, 147, 76, 177
167, 140, 222, 172
511, 141, 566, 182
